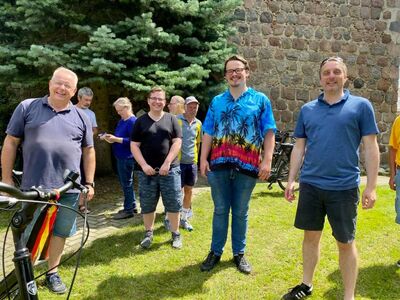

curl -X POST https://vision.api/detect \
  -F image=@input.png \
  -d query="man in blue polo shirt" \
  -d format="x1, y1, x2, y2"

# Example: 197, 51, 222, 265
200, 55, 276, 274
282, 57, 379, 300
1, 67, 95, 294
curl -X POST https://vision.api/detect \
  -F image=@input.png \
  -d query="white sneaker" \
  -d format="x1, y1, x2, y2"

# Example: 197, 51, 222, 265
187, 209, 194, 219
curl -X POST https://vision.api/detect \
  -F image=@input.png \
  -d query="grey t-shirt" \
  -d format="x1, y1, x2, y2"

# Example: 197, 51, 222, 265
6, 96, 94, 191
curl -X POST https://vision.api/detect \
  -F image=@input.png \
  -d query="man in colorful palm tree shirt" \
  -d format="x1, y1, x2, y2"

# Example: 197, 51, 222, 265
200, 55, 276, 274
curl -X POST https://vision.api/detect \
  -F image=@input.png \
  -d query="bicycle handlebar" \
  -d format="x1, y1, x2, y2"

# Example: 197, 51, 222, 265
0, 170, 84, 202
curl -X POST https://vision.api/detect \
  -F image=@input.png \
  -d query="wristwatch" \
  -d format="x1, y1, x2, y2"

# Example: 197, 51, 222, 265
85, 182, 95, 188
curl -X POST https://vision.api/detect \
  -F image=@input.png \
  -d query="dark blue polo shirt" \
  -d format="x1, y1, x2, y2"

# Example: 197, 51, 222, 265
6, 96, 93, 191
294, 89, 379, 190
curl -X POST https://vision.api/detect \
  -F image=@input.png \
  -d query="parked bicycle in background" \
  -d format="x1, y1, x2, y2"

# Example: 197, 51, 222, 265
266, 130, 298, 192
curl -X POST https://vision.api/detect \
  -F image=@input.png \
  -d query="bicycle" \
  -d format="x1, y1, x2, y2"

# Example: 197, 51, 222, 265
266, 130, 299, 192
0, 170, 89, 300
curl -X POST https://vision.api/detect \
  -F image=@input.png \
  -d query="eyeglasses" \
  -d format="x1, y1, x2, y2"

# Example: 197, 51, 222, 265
51, 80, 74, 91
149, 97, 166, 102
225, 68, 246, 75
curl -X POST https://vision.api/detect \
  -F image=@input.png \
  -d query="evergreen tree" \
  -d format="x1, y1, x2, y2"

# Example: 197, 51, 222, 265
0, 0, 241, 172
0, 0, 241, 133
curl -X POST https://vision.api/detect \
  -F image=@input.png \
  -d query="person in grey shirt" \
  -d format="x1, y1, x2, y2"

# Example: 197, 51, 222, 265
75, 87, 98, 135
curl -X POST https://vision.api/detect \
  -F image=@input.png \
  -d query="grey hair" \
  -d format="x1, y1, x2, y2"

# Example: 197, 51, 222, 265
78, 87, 94, 98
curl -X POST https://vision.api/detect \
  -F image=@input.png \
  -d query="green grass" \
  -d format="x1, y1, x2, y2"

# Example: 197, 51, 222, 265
7, 182, 400, 299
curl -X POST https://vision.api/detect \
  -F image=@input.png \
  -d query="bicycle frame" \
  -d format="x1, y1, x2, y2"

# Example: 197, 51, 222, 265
0, 171, 83, 300
267, 130, 296, 191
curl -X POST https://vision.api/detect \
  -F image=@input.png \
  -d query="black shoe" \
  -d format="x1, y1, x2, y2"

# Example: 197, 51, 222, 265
397, 260, 400, 268
233, 254, 251, 274
282, 283, 313, 300
200, 251, 221, 272
113, 210, 134, 220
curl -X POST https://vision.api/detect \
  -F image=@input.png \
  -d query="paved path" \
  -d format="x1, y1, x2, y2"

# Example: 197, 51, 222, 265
0, 175, 389, 277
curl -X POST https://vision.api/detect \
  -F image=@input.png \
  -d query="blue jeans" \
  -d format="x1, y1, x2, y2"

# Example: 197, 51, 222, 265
116, 157, 136, 213
395, 171, 400, 224
207, 169, 257, 256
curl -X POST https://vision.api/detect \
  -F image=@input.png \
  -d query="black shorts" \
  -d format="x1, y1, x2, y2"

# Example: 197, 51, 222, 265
294, 182, 360, 243
180, 163, 198, 187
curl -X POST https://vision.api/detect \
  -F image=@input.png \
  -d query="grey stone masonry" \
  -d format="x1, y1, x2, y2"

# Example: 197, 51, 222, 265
233, 0, 400, 163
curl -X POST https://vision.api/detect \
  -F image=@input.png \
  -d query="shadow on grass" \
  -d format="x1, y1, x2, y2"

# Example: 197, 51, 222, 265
324, 264, 400, 299
253, 190, 285, 199
82, 261, 231, 300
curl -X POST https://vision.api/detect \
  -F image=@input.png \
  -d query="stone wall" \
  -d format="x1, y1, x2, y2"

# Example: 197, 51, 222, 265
232, 0, 400, 163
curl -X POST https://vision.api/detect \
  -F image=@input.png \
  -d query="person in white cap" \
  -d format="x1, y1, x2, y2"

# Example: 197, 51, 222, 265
176, 96, 202, 231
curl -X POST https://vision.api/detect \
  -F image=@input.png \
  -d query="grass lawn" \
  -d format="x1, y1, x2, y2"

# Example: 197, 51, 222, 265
6, 181, 400, 299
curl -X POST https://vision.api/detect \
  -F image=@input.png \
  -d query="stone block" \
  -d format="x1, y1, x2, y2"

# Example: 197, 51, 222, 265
361, 0, 371, 6
389, 21, 400, 33
273, 24, 285, 35
340, 5, 349, 17
371, 0, 384, 7
282, 38, 292, 49
276, 13, 287, 24
234, 9, 246, 21
261, 24, 273, 35
293, 38, 307, 50
371, 8, 382, 20
349, 7, 361, 18
375, 21, 387, 32
360, 7, 370, 19
260, 11, 273, 23
269, 37, 281, 47
370, 44, 386, 55
296, 89, 310, 101
383, 11, 391, 19
285, 25, 294, 37
377, 79, 392, 92
267, 1, 280, 13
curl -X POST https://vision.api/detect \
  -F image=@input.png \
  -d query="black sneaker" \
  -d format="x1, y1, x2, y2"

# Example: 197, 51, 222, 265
282, 283, 313, 300
46, 272, 67, 294
397, 260, 400, 268
140, 230, 153, 249
233, 254, 251, 274
113, 210, 134, 220
200, 251, 221, 272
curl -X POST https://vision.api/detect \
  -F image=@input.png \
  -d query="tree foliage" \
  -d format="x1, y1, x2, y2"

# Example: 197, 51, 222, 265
0, 0, 241, 138
0, 0, 240, 97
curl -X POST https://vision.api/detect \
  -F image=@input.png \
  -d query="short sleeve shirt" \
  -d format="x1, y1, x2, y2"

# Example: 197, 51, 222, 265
177, 115, 202, 164
294, 89, 379, 190
202, 88, 276, 178
6, 96, 94, 191
389, 115, 400, 166
80, 108, 98, 128
131, 113, 182, 170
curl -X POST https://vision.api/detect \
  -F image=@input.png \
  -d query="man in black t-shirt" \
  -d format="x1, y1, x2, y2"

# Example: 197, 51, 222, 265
130, 86, 183, 249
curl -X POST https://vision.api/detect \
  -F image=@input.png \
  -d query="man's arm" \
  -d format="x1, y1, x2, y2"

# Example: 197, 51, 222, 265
389, 146, 397, 190
284, 138, 306, 202
1, 135, 21, 185
159, 137, 182, 176
200, 133, 212, 177
92, 127, 98, 136
361, 134, 379, 209
82, 146, 96, 200
258, 129, 275, 180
